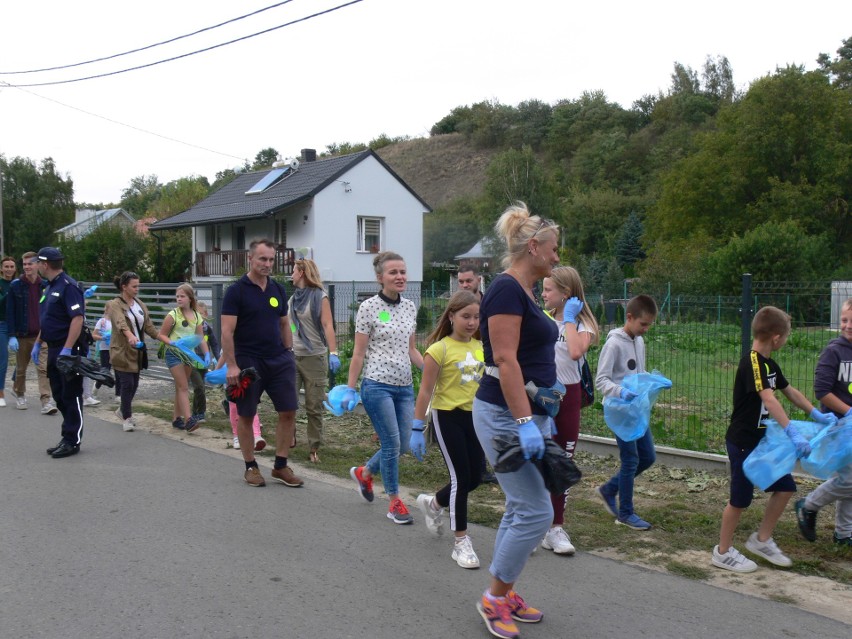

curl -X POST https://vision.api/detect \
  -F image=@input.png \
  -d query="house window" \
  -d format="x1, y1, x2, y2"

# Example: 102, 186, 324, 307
206, 225, 221, 250
358, 216, 383, 253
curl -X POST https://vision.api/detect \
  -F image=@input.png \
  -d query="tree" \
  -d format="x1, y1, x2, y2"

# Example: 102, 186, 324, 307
148, 176, 210, 219
120, 175, 162, 218
252, 147, 279, 170
423, 197, 483, 265
817, 36, 852, 90
483, 146, 555, 218
58, 224, 150, 282
1, 155, 74, 257
613, 211, 646, 276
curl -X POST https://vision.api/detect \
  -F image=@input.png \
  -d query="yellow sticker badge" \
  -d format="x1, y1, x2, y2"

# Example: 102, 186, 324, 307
474, 349, 485, 362
269, 297, 279, 308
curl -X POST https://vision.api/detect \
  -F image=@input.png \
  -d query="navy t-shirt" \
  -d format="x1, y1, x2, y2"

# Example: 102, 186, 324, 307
40, 272, 85, 343
221, 274, 288, 358
476, 274, 558, 413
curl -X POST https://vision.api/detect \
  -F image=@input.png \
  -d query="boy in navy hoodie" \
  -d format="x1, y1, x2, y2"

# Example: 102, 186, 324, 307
795, 298, 852, 547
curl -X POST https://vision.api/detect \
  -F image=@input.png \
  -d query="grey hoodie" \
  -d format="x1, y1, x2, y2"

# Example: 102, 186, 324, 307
814, 336, 852, 415
595, 327, 646, 398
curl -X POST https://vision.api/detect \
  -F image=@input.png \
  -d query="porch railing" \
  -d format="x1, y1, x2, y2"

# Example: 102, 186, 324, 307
195, 247, 295, 277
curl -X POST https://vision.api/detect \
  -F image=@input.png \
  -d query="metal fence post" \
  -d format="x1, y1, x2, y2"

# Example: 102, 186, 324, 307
328, 284, 336, 388
740, 273, 753, 358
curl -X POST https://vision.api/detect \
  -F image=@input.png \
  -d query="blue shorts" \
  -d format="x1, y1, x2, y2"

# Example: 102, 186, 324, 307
165, 350, 184, 369
234, 351, 297, 417
726, 440, 797, 509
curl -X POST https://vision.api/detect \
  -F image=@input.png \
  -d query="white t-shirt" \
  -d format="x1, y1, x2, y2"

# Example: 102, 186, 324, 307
355, 294, 417, 386
554, 318, 593, 385
94, 317, 112, 351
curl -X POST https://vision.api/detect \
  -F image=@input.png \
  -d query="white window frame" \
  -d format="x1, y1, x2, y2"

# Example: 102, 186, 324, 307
357, 216, 383, 253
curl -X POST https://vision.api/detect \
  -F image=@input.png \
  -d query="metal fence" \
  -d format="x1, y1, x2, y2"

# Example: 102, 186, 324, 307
83, 276, 843, 454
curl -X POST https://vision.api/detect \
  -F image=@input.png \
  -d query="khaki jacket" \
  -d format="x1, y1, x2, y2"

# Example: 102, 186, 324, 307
107, 296, 160, 373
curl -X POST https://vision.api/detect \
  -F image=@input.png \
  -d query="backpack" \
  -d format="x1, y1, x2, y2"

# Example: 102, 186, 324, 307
578, 357, 594, 408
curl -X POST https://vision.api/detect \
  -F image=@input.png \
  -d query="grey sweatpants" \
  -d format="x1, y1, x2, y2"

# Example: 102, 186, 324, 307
804, 463, 852, 537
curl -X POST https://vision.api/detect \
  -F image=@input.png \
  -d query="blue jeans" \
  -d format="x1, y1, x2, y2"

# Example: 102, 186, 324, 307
361, 378, 414, 497
473, 398, 553, 584
0, 321, 8, 392
601, 429, 656, 519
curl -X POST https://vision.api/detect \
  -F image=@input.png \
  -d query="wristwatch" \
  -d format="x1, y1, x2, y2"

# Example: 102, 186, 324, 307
515, 416, 533, 425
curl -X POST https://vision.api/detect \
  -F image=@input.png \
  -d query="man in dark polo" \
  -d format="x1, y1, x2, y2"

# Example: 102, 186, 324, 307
35, 247, 86, 458
221, 239, 303, 487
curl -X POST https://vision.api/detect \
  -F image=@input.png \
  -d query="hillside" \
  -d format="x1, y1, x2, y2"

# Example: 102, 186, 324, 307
376, 133, 498, 210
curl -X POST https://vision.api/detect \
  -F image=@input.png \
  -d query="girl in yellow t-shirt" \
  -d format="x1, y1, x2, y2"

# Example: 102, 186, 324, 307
410, 290, 486, 569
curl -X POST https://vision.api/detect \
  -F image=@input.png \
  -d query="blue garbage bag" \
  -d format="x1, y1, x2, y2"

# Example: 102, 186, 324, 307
800, 417, 852, 480
171, 335, 206, 368
602, 371, 672, 442
743, 419, 821, 490
205, 365, 227, 385
324, 384, 360, 416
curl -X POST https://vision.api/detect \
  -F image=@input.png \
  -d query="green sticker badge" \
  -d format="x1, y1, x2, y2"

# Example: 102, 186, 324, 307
379, 310, 391, 323
290, 323, 297, 333
269, 297, 279, 308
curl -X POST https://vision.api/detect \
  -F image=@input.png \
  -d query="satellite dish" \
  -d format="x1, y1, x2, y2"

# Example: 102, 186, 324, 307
289, 158, 300, 171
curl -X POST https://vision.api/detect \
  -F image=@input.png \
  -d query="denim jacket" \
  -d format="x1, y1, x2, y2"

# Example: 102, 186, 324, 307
6, 276, 47, 337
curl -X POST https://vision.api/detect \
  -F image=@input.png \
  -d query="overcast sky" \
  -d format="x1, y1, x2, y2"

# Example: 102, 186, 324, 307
1, 0, 849, 205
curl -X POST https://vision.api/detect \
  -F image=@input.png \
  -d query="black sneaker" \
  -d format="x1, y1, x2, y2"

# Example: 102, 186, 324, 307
172, 417, 186, 430
834, 532, 852, 547
46, 440, 64, 455
795, 498, 817, 542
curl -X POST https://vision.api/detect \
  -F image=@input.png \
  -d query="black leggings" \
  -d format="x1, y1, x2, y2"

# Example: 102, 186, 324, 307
432, 408, 484, 532
114, 370, 139, 420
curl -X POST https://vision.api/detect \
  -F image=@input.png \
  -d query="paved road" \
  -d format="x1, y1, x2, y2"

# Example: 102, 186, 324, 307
0, 407, 848, 639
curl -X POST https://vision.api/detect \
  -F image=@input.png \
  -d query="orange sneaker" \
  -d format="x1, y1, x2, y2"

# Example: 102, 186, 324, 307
387, 497, 413, 525
350, 466, 374, 502
476, 593, 519, 639
506, 590, 543, 623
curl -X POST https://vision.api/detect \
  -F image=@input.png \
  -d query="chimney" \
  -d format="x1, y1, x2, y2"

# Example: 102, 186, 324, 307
301, 148, 317, 162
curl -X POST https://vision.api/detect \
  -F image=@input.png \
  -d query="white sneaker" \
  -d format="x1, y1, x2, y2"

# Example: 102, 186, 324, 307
233, 436, 241, 450
416, 494, 445, 536
542, 526, 576, 555
712, 545, 758, 573
745, 532, 792, 567
0, 398, 6, 407
83, 396, 101, 406
254, 436, 266, 451
122, 418, 135, 432
451, 535, 480, 569
15, 395, 27, 410
41, 400, 58, 415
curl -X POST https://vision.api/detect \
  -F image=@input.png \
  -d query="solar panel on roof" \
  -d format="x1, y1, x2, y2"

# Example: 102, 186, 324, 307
245, 168, 289, 195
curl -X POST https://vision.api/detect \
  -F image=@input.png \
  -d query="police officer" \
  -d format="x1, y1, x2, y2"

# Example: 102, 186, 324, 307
35, 247, 86, 458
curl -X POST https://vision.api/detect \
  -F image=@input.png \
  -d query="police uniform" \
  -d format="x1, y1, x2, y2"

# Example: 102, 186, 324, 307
38, 248, 86, 454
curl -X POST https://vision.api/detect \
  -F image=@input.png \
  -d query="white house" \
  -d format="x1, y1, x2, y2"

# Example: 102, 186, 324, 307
148, 149, 431, 287
56, 207, 136, 240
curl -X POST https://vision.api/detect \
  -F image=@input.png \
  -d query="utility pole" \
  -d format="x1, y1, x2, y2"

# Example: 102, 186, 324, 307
0, 166, 5, 256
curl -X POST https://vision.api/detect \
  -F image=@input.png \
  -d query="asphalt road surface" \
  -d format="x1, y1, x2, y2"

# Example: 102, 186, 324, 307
1, 406, 849, 639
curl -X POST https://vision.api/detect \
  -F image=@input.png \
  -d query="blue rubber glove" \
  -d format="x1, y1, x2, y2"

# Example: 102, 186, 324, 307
204, 352, 211, 367
102, 331, 111, 346
59, 347, 72, 357
134, 341, 145, 350
342, 387, 359, 412
845, 407, 852, 418
785, 424, 812, 458
562, 297, 584, 324
518, 420, 545, 460
620, 388, 638, 401
8, 336, 19, 352
31, 341, 42, 364
329, 353, 341, 374
410, 419, 426, 461
83, 285, 98, 298
809, 408, 837, 426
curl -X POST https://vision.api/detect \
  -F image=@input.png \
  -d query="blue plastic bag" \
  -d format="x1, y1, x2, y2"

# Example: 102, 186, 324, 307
602, 371, 672, 442
743, 419, 821, 490
171, 335, 206, 368
205, 365, 227, 385
324, 384, 360, 416
800, 417, 852, 480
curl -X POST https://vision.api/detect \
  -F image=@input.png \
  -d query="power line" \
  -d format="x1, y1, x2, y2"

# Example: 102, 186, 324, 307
3, 0, 364, 88
0, 1, 296, 75
1, 80, 247, 162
